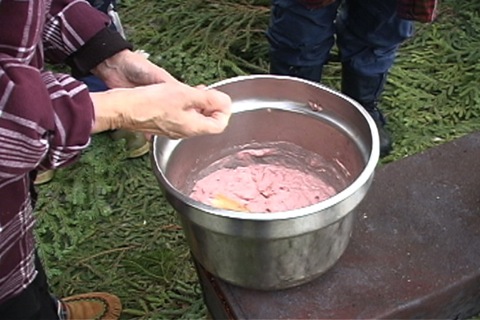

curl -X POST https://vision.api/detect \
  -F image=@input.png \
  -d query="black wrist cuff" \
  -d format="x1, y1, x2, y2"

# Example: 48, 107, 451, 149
67, 27, 133, 77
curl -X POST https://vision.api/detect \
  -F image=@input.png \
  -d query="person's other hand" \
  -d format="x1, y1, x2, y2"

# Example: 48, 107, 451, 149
92, 49, 179, 88
91, 82, 232, 139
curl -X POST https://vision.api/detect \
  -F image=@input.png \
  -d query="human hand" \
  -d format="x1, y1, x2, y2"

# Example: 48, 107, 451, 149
90, 82, 232, 139
92, 49, 179, 88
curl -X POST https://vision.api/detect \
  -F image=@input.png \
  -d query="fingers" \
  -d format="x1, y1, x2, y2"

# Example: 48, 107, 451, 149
156, 86, 232, 139
189, 88, 232, 135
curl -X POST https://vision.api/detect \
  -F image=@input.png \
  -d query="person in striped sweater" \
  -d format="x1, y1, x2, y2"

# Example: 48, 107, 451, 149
0, 1, 231, 318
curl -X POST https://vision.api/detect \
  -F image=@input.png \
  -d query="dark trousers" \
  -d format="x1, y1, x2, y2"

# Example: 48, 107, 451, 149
0, 254, 59, 320
267, 0, 414, 80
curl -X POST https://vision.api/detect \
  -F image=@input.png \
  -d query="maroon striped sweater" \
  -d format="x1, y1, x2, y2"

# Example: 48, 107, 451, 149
0, 0, 129, 304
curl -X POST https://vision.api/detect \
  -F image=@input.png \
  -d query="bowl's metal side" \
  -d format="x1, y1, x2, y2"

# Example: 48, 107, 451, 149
154, 170, 370, 290
179, 208, 355, 290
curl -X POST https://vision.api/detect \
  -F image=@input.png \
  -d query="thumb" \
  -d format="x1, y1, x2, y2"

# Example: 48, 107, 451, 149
192, 89, 232, 135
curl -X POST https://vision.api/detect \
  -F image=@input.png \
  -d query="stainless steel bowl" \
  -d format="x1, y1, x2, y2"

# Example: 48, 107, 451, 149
151, 75, 379, 290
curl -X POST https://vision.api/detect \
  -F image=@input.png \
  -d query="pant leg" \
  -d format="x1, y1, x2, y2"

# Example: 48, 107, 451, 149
337, 0, 414, 76
0, 254, 60, 320
267, 0, 340, 82
336, 0, 414, 106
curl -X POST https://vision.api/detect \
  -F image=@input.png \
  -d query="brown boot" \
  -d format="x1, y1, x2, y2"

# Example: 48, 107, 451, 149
61, 292, 122, 320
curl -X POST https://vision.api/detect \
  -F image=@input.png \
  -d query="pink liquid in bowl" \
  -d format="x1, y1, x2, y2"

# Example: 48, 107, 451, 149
189, 142, 347, 213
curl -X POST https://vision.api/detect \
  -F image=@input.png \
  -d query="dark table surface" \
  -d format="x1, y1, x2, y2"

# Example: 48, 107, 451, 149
195, 131, 480, 319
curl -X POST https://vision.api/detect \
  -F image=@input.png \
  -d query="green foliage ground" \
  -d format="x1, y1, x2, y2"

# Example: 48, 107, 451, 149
36, 0, 480, 319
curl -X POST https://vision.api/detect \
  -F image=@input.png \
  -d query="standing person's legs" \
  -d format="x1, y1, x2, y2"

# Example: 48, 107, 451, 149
336, 0, 414, 156
266, 0, 340, 82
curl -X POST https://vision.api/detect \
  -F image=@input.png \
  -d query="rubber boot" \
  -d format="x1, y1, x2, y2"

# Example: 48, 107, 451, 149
341, 65, 393, 157
269, 58, 324, 83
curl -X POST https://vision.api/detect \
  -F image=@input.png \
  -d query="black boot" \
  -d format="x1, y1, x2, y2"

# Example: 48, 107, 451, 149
269, 58, 324, 83
341, 65, 393, 157
359, 102, 393, 158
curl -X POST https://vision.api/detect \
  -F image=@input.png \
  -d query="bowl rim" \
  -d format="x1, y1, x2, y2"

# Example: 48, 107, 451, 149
152, 74, 380, 221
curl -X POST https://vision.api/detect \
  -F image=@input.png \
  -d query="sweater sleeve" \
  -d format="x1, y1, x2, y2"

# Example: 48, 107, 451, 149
43, 0, 133, 76
0, 57, 94, 178
0, 0, 104, 182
